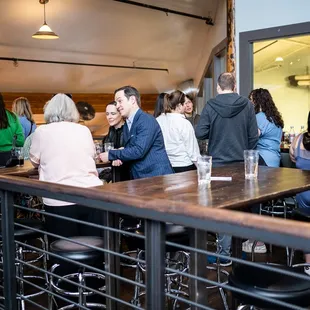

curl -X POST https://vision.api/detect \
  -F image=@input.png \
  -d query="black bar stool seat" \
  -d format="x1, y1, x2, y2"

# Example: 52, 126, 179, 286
50, 236, 105, 263
49, 236, 106, 309
0, 219, 44, 241
229, 263, 310, 309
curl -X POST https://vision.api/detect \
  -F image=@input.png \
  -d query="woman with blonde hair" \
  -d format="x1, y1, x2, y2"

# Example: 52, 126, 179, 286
12, 97, 37, 138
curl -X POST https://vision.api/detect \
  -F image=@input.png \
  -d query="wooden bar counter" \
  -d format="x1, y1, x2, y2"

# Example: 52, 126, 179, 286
1, 162, 310, 308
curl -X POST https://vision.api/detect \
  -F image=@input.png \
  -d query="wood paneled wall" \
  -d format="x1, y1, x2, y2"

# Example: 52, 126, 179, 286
2, 92, 158, 114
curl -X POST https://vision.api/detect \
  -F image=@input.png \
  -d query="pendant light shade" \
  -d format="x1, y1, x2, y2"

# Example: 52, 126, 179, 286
32, 0, 59, 40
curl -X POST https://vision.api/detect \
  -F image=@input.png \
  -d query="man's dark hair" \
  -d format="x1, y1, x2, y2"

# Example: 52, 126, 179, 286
114, 86, 141, 107
217, 72, 236, 91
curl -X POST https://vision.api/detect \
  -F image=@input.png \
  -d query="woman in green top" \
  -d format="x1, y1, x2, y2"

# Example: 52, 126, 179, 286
0, 93, 24, 166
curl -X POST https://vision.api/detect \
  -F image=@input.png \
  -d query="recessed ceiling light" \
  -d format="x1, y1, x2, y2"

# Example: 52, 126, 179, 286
275, 57, 284, 62
290, 62, 293, 65
297, 59, 301, 62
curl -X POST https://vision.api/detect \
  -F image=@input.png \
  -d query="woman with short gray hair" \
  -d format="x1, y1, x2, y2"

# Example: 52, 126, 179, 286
44, 94, 79, 124
30, 93, 103, 239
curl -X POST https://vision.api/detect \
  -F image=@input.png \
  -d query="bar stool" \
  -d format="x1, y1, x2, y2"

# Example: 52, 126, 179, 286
119, 216, 144, 307
0, 219, 48, 310
229, 262, 310, 309
48, 236, 106, 309
249, 199, 296, 264
288, 208, 310, 266
130, 224, 229, 310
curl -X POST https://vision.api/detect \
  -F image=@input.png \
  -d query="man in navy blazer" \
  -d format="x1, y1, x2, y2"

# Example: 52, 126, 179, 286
100, 86, 173, 179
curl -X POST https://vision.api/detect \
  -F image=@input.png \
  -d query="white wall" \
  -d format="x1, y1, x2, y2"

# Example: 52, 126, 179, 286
235, 0, 310, 85
193, 0, 227, 88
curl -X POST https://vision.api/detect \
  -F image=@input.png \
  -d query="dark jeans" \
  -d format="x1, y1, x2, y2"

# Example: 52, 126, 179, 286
173, 164, 196, 173
44, 204, 104, 241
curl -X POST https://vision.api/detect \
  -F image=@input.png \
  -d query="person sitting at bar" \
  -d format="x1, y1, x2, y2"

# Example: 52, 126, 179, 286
0, 93, 24, 166
29, 93, 103, 239
153, 92, 167, 118
100, 101, 130, 182
12, 97, 37, 139
156, 91, 200, 173
249, 88, 284, 167
290, 111, 310, 275
99, 85, 173, 179
242, 89, 284, 253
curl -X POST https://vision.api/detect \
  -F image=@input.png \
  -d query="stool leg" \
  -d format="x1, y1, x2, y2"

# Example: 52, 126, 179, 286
215, 235, 229, 310
16, 244, 25, 310
78, 268, 86, 307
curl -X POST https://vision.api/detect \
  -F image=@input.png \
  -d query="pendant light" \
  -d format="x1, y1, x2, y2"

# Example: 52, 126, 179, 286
32, 0, 59, 40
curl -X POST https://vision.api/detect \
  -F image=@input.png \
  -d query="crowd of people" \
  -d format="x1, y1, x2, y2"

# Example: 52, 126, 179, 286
0, 71, 309, 269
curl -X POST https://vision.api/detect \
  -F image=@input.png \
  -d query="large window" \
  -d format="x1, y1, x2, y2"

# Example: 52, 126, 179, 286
239, 22, 310, 133
253, 35, 310, 132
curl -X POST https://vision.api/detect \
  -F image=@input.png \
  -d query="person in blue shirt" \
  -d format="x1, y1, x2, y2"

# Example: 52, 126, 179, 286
12, 97, 37, 138
290, 112, 310, 275
249, 88, 284, 167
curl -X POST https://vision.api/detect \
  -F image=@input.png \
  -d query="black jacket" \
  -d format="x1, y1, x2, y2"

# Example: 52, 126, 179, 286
195, 93, 258, 163
102, 126, 124, 150
101, 125, 130, 182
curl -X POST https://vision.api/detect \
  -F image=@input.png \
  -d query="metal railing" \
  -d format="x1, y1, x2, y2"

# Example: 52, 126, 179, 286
0, 175, 310, 309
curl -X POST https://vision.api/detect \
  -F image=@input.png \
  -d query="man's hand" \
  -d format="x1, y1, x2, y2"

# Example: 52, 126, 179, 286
99, 152, 109, 163
112, 159, 123, 166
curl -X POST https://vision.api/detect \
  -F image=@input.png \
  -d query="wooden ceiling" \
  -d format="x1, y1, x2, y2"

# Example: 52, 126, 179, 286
0, 0, 222, 94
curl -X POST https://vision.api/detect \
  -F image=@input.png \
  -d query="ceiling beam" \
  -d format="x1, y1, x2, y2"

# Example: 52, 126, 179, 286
0, 57, 169, 73
113, 0, 214, 25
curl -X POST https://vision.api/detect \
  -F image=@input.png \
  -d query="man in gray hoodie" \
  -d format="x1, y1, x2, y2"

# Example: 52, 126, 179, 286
195, 72, 259, 265
196, 72, 258, 164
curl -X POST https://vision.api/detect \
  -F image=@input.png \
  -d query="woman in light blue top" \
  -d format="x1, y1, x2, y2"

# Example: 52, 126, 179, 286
12, 97, 37, 138
249, 88, 284, 167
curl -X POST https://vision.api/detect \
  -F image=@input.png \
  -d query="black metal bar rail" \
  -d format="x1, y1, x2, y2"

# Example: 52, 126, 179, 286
0, 181, 310, 309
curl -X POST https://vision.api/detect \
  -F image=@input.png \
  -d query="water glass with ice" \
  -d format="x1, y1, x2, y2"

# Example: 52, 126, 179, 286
104, 142, 114, 152
244, 150, 259, 180
197, 155, 212, 185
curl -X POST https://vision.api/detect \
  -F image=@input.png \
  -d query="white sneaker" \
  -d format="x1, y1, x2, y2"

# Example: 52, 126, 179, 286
304, 266, 310, 276
242, 240, 267, 253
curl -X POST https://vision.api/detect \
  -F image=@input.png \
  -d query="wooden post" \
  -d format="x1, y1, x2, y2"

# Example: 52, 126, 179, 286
227, 0, 236, 74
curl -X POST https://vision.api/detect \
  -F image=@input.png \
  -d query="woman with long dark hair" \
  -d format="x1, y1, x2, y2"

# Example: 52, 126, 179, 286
249, 88, 284, 167
101, 101, 129, 182
0, 93, 24, 166
153, 93, 167, 118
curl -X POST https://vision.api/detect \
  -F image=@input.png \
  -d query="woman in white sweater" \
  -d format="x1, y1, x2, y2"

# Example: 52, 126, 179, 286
156, 90, 200, 173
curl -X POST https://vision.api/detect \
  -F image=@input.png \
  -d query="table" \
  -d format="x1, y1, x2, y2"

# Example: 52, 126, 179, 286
2, 163, 310, 308
101, 163, 310, 210
0, 160, 38, 177
0, 160, 110, 176
96, 163, 310, 308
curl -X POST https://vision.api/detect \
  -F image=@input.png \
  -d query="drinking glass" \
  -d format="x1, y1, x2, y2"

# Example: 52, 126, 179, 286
94, 142, 103, 161
14, 147, 24, 167
244, 150, 259, 179
104, 142, 114, 152
197, 155, 212, 185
